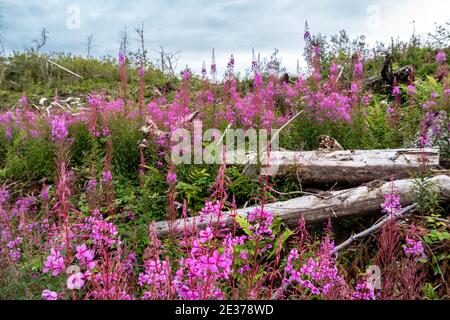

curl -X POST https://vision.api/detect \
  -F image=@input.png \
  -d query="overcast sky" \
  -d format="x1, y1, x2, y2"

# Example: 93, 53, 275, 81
1, 0, 449, 75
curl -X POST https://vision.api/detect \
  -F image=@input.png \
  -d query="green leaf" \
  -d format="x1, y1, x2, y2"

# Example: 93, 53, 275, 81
268, 228, 295, 259
235, 215, 253, 236
422, 283, 439, 300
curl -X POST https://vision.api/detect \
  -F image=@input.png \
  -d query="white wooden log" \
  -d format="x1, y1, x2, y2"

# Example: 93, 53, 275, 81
243, 148, 440, 183
155, 175, 450, 237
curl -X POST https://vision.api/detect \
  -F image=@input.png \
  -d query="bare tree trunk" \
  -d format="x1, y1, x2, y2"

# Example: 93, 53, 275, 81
243, 148, 440, 183
155, 175, 450, 237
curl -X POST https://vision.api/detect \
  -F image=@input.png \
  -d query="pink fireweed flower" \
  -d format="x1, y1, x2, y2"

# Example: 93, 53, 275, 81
84, 215, 118, 247
67, 272, 85, 290
118, 52, 126, 66
211, 63, 217, 75
199, 227, 214, 243
247, 208, 274, 237
167, 172, 177, 184
42, 290, 58, 300
436, 51, 446, 64
201, 61, 207, 79
283, 239, 344, 297
352, 281, 375, 300
329, 62, 339, 76
253, 72, 263, 88
102, 170, 113, 183
87, 179, 97, 192
41, 185, 50, 202
102, 127, 111, 137
199, 201, 224, 223
407, 84, 416, 96
138, 67, 145, 77
381, 190, 402, 217
403, 237, 426, 259
392, 86, 400, 96
0, 188, 9, 205
387, 105, 395, 114
354, 61, 363, 78
7, 237, 23, 262
182, 68, 191, 81
50, 116, 68, 141
43, 248, 65, 276
20, 96, 28, 107
75, 243, 96, 269
304, 30, 311, 41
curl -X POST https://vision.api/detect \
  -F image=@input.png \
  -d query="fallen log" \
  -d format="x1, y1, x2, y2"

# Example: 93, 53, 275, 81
155, 175, 450, 238
243, 148, 440, 184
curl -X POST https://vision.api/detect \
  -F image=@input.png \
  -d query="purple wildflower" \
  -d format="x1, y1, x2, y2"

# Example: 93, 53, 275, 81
102, 170, 113, 183
167, 172, 177, 184
436, 51, 446, 64
42, 290, 58, 300
50, 116, 68, 141
403, 237, 426, 259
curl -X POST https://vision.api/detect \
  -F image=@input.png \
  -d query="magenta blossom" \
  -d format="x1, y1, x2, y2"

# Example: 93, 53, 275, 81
43, 248, 65, 276
436, 51, 446, 64
138, 67, 145, 77
381, 192, 402, 217
392, 86, 400, 96
118, 52, 126, 66
407, 84, 416, 96
76, 243, 96, 269
403, 237, 426, 259
50, 116, 68, 141
199, 227, 214, 243
42, 290, 58, 300
167, 172, 177, 184
67, 272, 85, 290
102, 170, 113, 183
21, 96, 28, 107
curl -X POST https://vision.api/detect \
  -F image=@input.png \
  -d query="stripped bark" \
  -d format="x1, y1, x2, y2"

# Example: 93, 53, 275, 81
243, 148, 440, 184
155, 175, 450, 238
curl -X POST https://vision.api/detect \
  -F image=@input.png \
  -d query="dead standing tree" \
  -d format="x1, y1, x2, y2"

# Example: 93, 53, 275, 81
33, 28, 50, 52
134, 22, 147, 68
364, 52, 414, 94
86, 34, 95, 59
155, 46, 181, 76
119, 26, 129, 57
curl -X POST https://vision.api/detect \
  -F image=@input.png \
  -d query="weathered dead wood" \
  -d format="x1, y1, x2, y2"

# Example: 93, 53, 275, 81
155, 175, 450, 238
364, 53, 413, 94
332, 203, 419, 253
243, 148, 440, 183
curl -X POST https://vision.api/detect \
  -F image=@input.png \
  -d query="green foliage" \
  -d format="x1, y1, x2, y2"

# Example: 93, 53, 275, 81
0, 51, 178, 108
176, 166, 214, 210
423, 230, 450, 245
226, 166, 258, 205
109, 116, 142, 179
411, 175, 444, 216
422, 283, 439, 300
1, 133, 54, 181
70, 122, 95, 167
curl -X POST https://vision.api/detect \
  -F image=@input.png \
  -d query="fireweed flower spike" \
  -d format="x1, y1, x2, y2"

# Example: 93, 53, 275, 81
167, 172, 177, 184
403, 237, 426, 259
118, 52, 126, 66
50, 116, 69, 141
436, 51, 446, 63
